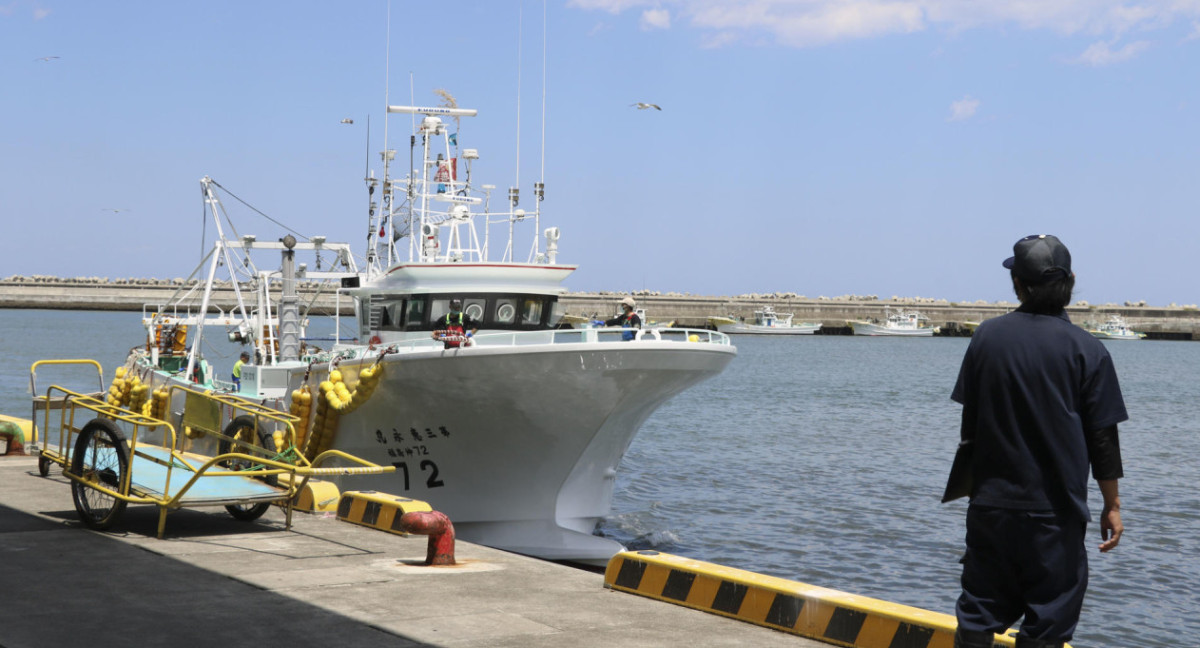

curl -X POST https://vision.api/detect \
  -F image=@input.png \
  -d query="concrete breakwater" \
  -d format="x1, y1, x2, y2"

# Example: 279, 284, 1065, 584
2, 277, 1198, 338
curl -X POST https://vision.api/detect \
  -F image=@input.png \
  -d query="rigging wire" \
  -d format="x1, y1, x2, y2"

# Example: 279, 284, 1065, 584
208, 179, 310, 242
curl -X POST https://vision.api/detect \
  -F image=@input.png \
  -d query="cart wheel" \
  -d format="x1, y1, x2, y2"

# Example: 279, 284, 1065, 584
38, 454, 52, 477
218, 415, 276, 521
70, 419, 130, 530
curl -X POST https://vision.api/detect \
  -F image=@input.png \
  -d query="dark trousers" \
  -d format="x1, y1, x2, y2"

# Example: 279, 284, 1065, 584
956, 505, 1087, 643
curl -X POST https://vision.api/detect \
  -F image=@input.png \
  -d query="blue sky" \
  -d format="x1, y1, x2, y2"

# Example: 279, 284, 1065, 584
3, 1, 1198, 306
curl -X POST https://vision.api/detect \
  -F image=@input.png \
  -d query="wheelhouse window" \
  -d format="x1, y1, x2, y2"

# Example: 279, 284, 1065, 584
403, 299, 425, 329
430, 297, 486, 325
367, 297, 427, 333
366, 293, 561, 333
522, 299, 543, 325
494, 299, 517, 324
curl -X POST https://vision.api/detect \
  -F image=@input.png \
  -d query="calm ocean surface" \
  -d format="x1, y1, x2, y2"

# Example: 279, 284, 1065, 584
2, 310, 1196, 648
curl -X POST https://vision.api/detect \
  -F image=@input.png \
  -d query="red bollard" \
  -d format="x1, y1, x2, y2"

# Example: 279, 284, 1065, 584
398, 510, 456, 565
0, 430, 24, 456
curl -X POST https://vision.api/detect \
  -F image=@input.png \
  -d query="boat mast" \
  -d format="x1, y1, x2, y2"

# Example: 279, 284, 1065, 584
278, 234, 300, 361
188, 178, 259, 379
386, 105, 478, 264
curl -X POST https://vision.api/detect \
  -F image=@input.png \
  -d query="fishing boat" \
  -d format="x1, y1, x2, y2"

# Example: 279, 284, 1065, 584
116, 101, 737, 565
847, 307, 936, 337
712, 306, 820, 335
1089, 315, 1144, 340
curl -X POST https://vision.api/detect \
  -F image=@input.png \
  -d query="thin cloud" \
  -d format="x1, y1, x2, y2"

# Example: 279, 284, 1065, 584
587, 21, 612, 37
700, 31, 739, 49
640, 8, 670, 30
568, 0, 651, 14
1073, 39, 1150, 65
33, 6, 49, 20
948, 95, 980, 122
569, 1, 1200, 49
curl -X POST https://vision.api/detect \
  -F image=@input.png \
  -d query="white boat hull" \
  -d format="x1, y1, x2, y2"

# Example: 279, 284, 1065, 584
1092, 331, 1142, 341
848, 321, 934, 337
267, 337, 731, 564
717, 323, 820, 335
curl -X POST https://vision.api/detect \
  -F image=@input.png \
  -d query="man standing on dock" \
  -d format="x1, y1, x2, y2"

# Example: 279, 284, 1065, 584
946, 234, 1127, 648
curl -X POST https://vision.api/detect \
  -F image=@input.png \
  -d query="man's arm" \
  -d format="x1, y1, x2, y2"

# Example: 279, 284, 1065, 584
1097, 478, 1122, 552
1085, 424, 1123, 552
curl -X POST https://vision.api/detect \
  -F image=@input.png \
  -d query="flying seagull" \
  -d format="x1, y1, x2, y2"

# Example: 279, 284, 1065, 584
631, 102, 661, 111
35, 56, 60, 62
340, 118, 354, 124
101, 208, 129, 214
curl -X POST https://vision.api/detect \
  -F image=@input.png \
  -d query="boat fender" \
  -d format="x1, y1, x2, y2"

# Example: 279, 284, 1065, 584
398, 510, 456, 566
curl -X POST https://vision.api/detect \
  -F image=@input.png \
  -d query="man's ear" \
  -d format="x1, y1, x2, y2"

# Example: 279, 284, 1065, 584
1011, 276, 1026, 301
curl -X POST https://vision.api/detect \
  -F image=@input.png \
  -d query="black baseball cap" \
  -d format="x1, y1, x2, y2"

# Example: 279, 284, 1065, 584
1003, 234, 1072, 285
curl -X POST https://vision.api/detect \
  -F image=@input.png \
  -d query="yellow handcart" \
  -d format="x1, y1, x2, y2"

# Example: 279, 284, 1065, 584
31, 359, 392, 538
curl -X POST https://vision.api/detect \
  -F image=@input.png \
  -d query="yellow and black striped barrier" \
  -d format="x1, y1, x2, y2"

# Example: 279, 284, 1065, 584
336, 490, 433, 535
279, 475, 340, 512
605, 551, 1056, 648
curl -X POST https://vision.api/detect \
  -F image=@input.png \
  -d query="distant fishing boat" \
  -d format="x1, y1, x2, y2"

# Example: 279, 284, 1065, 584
847, 307, 936, 337
1089, 315, 1144, 340
711, 306, 820, 335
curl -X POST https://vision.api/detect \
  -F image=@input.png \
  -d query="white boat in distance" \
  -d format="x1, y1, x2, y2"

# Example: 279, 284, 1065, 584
1090, 315, 1144, 340
713, 306, 820, 335
847, 307, 936, 337
122, 101, 737, 565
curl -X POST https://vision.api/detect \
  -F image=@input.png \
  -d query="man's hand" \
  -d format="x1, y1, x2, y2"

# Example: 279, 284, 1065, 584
1099, 506, 1122, 552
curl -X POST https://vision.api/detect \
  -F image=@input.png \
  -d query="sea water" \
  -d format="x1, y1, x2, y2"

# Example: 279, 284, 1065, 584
1, 310, 1195, 647
601, 334, 1200, 648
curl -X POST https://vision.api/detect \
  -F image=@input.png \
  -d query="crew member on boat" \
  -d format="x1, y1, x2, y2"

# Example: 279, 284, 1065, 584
605, 296, 642, 340
433, 299, 479, 349
232, 352, 250, 390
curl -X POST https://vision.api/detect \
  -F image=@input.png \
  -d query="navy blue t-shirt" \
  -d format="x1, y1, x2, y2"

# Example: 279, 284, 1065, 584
951, 309, 1127, 521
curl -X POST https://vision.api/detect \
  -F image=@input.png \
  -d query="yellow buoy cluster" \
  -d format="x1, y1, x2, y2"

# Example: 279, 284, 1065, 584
286, 386, 314, 452
303, 364, 383, 461
107, 366, 149, 413
270, 428, 288, 453
148, 385, 169, 419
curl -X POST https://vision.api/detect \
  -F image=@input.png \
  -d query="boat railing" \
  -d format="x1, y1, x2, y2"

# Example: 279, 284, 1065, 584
345, 327, 732, 354
476, 326, 731, 347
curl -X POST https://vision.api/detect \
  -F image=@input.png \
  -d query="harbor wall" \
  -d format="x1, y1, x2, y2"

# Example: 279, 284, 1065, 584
2, 277, 1198, 338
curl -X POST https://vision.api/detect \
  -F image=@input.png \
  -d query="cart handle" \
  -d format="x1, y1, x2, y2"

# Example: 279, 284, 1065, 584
29, 359, 106, 445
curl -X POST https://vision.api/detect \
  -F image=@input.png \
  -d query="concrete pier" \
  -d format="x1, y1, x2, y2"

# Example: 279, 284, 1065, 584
0, 454, 824, 648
